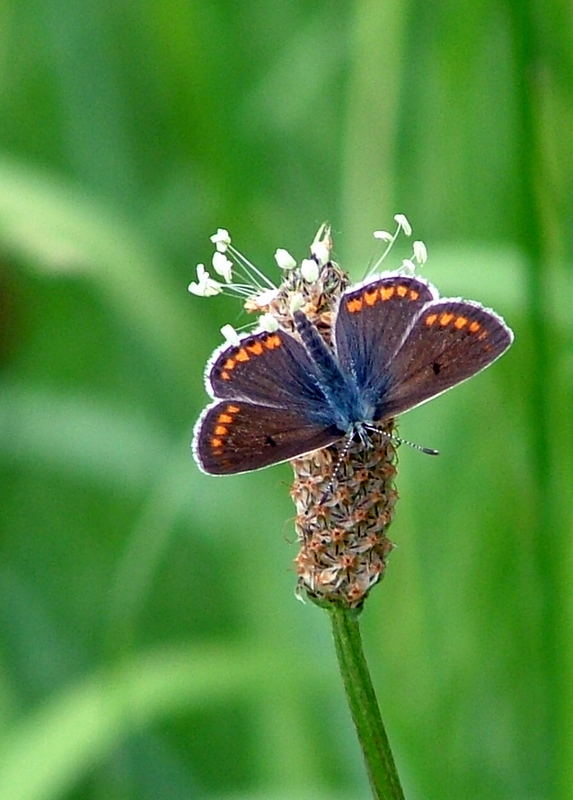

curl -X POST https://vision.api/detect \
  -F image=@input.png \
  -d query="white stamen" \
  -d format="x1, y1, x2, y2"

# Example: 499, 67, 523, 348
393, 214, 412, 236
220, 324, 240, 345
300, 258, 319, 283
310, 241, 330, 267
274, 248, 297, 270
210, 228, 231, 253
413, 240, 428, 264
400, 258, 416, 275
367, 224, 400, 276
373, 230, 394, 242
212, 252, 233, 283
188, 264, 223, 297
257, 313, 280, 332
228, 245, 277, 291
251, 288, 279, 308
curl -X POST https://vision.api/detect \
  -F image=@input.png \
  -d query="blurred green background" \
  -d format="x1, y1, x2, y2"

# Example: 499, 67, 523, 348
1, 1, 572, 799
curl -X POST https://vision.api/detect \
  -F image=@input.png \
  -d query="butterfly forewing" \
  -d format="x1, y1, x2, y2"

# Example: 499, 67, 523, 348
375, 299, 513, 419
193, 401, 342, 474
335, 275, 436, 397
207, 328, 328, 415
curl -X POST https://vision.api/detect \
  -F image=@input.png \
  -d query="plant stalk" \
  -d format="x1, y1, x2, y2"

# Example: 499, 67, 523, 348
329, 605, 405, 800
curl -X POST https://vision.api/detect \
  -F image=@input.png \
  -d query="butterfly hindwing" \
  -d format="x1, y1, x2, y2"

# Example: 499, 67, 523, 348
193, 400, 342, 474
374, 299, 514, 419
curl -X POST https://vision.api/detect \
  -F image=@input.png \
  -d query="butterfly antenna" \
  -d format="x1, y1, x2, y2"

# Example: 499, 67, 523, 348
365, 424, 439, 456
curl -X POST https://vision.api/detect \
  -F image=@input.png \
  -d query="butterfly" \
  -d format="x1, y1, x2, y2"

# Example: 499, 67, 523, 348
193, 273, 513, 474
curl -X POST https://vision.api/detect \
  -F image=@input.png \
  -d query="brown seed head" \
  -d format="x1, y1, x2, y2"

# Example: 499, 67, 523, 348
263, 225, 399, 609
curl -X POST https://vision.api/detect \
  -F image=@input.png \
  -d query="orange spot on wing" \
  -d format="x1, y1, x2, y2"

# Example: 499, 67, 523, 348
211, 437, 223, 448
265, 334, 281, 349
226, 405, 240, 413
218, 413, 233, 424
425, 313, 438, 326
223, 358, 235, 370
439, 312, 454, 326
221, 371, 230, 380
247, 341, 264, 355
380, 287, 395, 300
214, 425, 228, 435
235, 348, 250, 362
478, 331, 488, 340
409, 289, 419, 300
454, 316, 468, 329
364, 289, 378, 306
346, 298, 363, 313
469, 321, 481, 333
396, 285, 408, 297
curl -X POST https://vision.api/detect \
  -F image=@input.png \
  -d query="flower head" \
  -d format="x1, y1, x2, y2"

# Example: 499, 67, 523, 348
191, 217, 420, 607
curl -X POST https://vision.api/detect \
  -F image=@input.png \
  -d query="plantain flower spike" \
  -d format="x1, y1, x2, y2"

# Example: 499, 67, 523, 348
262, 224, 399, 609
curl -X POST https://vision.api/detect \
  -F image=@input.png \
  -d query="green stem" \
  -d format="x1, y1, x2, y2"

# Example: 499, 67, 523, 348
329, 605, 405, 800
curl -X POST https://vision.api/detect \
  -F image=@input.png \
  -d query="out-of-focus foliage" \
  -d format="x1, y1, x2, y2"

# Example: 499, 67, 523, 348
0, 1, 571, 799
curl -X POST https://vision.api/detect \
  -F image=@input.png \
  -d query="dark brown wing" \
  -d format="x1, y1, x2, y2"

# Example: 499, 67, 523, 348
193, 400, 342, 475
375, 299, 513, 419
334, 274, 437, 397
206, 329, 327, 416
